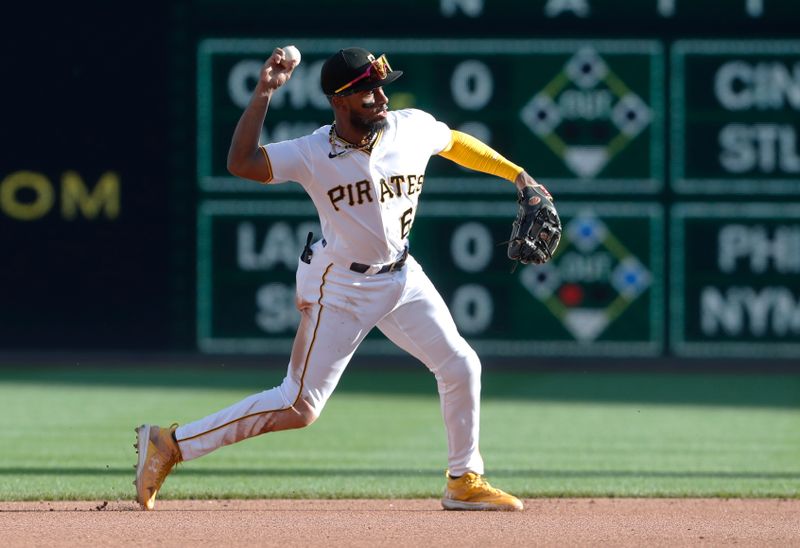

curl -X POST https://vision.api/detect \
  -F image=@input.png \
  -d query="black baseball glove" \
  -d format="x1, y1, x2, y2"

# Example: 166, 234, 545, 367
507, 185, 561, 266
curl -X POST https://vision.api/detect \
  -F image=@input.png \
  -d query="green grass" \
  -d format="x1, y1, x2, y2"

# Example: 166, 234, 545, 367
0, 365, 798, 500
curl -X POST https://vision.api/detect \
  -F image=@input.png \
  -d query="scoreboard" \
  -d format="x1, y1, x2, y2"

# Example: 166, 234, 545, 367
189, 6, 800, 358
198, 200, 663, 356
672, 204, 800, 357
672, 41, 800, 194
198, 39, 663, 195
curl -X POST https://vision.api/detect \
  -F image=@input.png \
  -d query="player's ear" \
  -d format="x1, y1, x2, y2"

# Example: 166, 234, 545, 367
329, 94, 352, 114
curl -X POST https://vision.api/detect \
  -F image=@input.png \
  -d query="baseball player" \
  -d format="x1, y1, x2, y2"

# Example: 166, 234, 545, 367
135, 46, 557, 512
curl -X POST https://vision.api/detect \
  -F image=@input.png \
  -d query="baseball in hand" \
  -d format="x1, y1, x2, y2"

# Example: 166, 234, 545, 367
283, 45, 301, 66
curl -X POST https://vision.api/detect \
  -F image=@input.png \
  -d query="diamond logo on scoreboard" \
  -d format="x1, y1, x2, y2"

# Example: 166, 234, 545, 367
519, 210, 652, 342
520, 48, 653, 179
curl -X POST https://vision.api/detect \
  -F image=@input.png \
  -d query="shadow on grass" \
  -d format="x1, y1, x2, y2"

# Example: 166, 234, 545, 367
1, 467, 798, 480
1, 364, 799, 408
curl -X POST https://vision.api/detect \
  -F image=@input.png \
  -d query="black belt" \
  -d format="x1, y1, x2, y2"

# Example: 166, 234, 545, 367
350, 248, 408, 275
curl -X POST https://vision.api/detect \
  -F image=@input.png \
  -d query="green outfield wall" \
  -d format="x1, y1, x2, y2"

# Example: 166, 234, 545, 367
2, 1, 799, 360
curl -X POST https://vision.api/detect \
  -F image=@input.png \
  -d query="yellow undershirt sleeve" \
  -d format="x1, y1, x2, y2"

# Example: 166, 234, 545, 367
437, 130, 524, 182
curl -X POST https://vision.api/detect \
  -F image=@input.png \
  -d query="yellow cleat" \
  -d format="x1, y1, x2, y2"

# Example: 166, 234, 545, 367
134, 424, 182, 510
441, 471, 524, 511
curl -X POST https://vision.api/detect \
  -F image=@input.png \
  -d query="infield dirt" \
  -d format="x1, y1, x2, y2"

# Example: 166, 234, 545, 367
1, 498, 798, 547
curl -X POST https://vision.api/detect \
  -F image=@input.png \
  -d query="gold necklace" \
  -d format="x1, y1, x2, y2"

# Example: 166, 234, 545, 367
328, 123, 378, 153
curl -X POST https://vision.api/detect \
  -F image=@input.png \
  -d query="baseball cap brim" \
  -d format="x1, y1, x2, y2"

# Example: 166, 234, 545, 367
342, 69, 403, 95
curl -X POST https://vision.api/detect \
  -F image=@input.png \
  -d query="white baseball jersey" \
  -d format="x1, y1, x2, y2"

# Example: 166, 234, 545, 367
264, 108, 452, 265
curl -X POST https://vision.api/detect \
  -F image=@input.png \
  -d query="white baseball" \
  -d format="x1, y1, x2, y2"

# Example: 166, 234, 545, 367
283, 45, 301, 65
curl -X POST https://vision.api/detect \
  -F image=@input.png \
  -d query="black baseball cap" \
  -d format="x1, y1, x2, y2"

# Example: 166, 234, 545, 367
320, 47, 403, 96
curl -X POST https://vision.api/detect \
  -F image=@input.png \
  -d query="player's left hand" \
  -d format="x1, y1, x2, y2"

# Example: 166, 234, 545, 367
507, 177, 561, 266
514, 170, 552, 202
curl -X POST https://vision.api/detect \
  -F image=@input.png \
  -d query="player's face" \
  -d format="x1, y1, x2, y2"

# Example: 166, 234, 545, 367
347, 86, 389, 132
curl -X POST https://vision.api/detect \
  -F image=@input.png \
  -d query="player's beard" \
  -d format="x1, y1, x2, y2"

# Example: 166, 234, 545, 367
351, 103, 388, 133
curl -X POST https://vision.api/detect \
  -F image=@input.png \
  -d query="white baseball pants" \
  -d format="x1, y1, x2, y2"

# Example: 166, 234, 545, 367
175, 243, 484, 476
